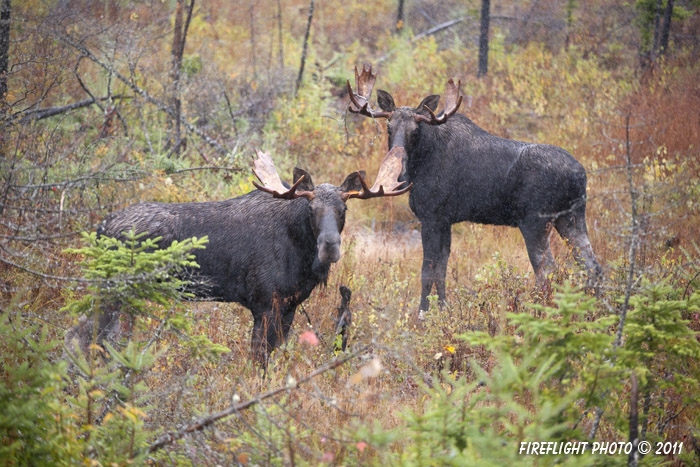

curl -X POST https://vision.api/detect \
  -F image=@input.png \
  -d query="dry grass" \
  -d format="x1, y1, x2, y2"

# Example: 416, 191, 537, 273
3, 4, 699, 462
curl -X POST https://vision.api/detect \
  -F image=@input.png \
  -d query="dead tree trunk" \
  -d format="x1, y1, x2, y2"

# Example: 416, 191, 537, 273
651, 0, 662, 62
478, 0, 490, 78
0, 0, 11, 113
295, 0, 315, 97
565, 0, 575, 50
659, 0, 674, 54
395, 0, 405, 34
169, 0, 194, 157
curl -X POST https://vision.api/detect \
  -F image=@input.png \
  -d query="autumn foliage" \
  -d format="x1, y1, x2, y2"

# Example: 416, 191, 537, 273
1, 0, 700, 465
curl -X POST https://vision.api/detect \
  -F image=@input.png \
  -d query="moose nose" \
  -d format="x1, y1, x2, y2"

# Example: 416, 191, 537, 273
318, 233, 341, 264
390, 146, 408, 182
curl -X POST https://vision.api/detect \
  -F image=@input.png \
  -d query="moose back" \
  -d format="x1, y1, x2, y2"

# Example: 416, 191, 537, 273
70, 149, 409, 362
348, 65, 602, 312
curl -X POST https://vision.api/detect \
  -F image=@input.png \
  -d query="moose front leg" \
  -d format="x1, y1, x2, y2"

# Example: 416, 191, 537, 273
280, 304, 297, 342
419, 220, 452, 313
250, 302, 296, 365
250, 308, 282, 365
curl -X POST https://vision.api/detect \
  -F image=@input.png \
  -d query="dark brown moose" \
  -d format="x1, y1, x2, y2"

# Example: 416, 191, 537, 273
81, 149, 409, 363
347, 64, 602, 313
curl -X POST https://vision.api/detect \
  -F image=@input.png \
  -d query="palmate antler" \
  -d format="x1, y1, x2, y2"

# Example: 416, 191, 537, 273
414, 78, 463, 125
346, 64, 392, 119
343, 147, 412, 200
253, 148, 410, 201
252, 149, 315, 200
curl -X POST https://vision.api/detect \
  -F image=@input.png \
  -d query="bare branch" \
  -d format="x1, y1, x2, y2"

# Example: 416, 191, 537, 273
55, 32, 228, 156
3, 95, 131, 126
145, 345, 368, 455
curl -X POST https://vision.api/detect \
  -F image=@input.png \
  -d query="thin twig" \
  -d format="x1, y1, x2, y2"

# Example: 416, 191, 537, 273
144, 345, 368, 455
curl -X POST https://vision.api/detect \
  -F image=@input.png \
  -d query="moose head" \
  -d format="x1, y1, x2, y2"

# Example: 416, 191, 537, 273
252, 148, 411, 266
347, 64, 463, 157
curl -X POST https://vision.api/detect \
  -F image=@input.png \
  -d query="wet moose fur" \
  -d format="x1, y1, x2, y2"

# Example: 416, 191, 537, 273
348, 65, 603, 312
68, 149, 409, 363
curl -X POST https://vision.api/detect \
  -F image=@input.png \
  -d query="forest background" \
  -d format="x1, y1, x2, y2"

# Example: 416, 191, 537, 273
1, 0, 700, 465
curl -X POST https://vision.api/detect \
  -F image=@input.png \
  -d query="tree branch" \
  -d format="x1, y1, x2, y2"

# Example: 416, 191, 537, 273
144, 345, 368, 455
56, 32, 228, 156
4, 95, 130, 126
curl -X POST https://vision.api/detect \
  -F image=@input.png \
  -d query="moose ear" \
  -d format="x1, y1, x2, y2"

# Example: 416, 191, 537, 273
415, 94, 440, 115
376, 90, 396, 112
339, 171, 365, 194
293, 167, 315, 191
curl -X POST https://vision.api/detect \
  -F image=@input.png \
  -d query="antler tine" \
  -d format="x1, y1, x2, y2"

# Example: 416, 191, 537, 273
347, 64, 391, 119
415, 78, 463, 125
443, 78, 463, 117
346, 79, 370, 115
252, 175, 308, 200
356, 64, 375, 99
252, 149, 314, 200
345, 147, 412, 200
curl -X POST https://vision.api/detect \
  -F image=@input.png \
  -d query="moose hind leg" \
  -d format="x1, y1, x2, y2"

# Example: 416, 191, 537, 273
65, 301, 122, 362
420, 221, 451, 313
519, 219, 555, 285
554, 209, 603, 283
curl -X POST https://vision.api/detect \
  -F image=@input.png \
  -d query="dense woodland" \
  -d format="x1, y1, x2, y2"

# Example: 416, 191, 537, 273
1, 0, 700, 465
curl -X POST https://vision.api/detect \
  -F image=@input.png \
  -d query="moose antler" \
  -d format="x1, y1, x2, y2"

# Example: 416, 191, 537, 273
414, 78, 463, 125
343, 147, 412, 200
346, 64, 392, 119
252, 149, 315, 200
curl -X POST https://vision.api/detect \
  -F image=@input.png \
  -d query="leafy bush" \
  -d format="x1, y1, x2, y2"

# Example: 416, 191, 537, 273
0, 230, 232, 465
346, 282, 700, 465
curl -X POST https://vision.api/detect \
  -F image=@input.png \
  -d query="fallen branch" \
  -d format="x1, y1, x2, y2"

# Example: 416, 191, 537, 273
144, 345, 368, 455
377, 17, 466, 64
3, 95, 131, 126
412, 17, 465, 42
171, 165, 243, 175
56, 32, 228, 156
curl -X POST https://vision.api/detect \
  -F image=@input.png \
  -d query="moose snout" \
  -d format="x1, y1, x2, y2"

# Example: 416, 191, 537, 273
390, 145, 408, 183
317, 233, 341, 264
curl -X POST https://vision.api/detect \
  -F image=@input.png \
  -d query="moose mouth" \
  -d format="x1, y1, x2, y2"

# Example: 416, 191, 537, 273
318, 241, 341, 264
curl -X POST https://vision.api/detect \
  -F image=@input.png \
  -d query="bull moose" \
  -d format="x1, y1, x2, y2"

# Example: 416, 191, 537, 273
347, 65, 602, 313
79, 149, 409, 362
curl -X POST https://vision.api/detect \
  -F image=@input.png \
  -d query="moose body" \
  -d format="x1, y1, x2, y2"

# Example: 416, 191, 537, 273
87, 150, 408, 361
400, 113, 601, 311
403, 115, 587, 229
348, 65, 602, 312
99, 191, 330, 357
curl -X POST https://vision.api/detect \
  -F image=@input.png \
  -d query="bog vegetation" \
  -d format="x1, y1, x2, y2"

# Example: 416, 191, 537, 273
1, 0, 699, 465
